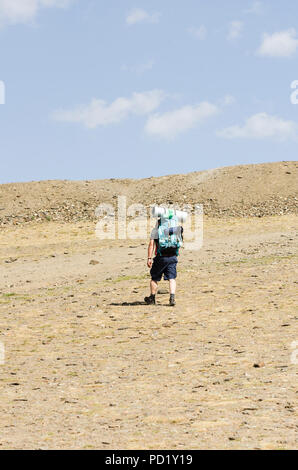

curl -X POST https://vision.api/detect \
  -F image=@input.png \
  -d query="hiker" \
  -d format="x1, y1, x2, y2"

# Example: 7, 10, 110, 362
144, 209, 183, 307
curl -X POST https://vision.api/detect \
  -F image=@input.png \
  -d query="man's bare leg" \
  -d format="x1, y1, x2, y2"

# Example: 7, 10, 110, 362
169, 279, 176, 295
169, 279, 176, 306
150, 280, 158, 295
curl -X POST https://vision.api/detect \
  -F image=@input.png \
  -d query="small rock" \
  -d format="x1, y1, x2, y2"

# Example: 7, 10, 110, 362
253, 362, 265, 368
5, 258, 18, 263
158, 289, 168, 294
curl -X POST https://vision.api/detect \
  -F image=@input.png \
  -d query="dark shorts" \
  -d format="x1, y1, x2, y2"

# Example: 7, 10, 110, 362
150, 255, 178, 282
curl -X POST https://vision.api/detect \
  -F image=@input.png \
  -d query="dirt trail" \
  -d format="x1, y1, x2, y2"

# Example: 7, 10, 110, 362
0, 215, 297, 449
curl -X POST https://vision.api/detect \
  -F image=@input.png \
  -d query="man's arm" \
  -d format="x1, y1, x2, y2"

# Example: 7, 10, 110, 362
147, 239, 155, 268
147, 221, 158, 268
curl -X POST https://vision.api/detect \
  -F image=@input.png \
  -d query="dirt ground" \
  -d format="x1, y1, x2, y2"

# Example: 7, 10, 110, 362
0, 215, 297, 449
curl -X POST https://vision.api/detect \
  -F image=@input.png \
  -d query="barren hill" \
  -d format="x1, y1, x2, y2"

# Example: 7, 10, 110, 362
0, 161, 297, 225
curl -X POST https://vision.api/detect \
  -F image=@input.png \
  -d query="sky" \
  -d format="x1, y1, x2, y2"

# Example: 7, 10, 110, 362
0, 0, 298, 183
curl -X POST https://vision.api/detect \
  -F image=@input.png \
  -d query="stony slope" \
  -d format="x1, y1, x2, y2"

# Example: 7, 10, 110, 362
0, 161, 297, 225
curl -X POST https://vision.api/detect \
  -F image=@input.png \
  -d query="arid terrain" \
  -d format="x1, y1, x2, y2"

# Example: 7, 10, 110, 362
0, 162, 297, 449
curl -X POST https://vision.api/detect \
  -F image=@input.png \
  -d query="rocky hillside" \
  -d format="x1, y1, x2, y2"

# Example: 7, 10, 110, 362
0, 161, 297, 225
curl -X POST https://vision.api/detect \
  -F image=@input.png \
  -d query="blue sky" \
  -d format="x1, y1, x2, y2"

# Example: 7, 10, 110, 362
0, 0, 297, 183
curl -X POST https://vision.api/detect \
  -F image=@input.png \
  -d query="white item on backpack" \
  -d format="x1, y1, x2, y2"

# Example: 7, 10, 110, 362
152, 206, 188, 223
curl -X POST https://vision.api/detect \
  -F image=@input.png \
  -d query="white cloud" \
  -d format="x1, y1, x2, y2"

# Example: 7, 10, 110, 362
121, 60, 155, 75
53, 90, 165, 129
257, 29, 298, 58
227, 21, 243, 40
188, 25, 207, 40
145, 102, 220, 139
244, 1, 263, 15
126, 8, 161, 26
0, 0, 73, 26
220, 95, 236, 106
217, 112, 298, 141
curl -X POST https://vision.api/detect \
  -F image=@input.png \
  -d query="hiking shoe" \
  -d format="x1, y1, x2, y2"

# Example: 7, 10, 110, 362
169, 294, 176, 306
144, 294, 156, 305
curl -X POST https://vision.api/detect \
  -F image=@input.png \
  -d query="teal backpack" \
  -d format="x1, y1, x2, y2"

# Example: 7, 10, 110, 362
157, 210, 182, 256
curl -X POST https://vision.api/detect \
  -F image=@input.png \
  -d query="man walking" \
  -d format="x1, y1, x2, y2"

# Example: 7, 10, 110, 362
144, 212, 183, 307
